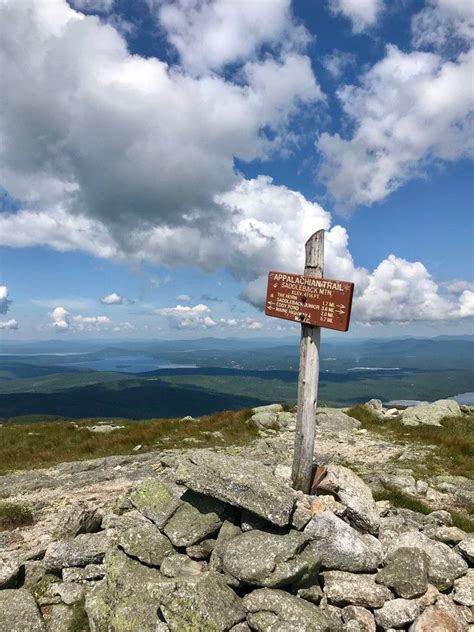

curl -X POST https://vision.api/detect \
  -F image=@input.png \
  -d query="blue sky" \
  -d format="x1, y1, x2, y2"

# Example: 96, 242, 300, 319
0, 0, 473, 340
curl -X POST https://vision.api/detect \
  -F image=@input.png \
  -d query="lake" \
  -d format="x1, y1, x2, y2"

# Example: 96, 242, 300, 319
59, 354, 196, 373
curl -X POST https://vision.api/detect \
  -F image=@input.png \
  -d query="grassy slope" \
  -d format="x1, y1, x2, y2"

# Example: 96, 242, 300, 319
0, 409, 258, 474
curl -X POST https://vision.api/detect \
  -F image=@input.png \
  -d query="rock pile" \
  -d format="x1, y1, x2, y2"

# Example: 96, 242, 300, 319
1, 447, 472, 631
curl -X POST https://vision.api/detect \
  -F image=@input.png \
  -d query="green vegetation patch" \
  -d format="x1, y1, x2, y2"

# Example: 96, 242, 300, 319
0, 501, 34, 530
347, 405, 474, 478
374, 484, 474, 532
0, 408, 259, 473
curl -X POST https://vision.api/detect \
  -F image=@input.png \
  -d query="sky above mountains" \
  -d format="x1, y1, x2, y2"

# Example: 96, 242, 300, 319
0, 0, 473, 340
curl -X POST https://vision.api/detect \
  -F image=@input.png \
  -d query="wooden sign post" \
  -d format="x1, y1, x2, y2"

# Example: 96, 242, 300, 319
264, 229, 355, 493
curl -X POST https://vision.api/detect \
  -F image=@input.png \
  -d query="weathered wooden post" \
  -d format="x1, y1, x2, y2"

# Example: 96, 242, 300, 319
264, 230, 355, 494
292, 229, 324, 493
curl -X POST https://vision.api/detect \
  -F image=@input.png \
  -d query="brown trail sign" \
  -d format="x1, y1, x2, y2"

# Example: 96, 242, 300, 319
264, 230, 355, 493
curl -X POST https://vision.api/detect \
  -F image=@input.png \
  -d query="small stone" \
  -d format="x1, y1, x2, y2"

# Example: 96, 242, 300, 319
414, 584, 439, 611
310, 495, 346, 518
376, 547, 428, 599
0, 588, 46, 631
133, 444, 142, 451
376, 500, 391, 517
160, 553, 206, 578
186, 538, 215, 560
342, 606, 376, 632
297, 584, 324, 605
374, 598, 419, 629
452, 569, 474, 607
315, 408, 361, 432
292, 496, 313, 530
322, 571, 393, 608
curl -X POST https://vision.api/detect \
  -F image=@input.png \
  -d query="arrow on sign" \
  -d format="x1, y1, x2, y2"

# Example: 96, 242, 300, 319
336, 309, 345, 315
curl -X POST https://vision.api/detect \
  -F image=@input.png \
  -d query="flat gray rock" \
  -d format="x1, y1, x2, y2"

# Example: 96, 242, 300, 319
43, 532, 108, 572
304, 511, 383, 572
401, 399, 461, 426
243, 588, 332, 632
409, 605, 459, 631
209, 520, 242, 573
317, 465, 379, 535
222, 529, 315, 588
175, 451, 296, 527
163, 490, 236, 547
129, 478, 183, 529
322, 571, 393, 608
0, 589, 46, 631
386, 531, 468, 590
160, 553, 206, 578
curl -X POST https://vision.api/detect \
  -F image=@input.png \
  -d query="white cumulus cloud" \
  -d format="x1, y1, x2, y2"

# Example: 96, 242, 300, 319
328, 0, 383, 32
0, 286, 12, 314
318, 45, 474, 209
412, 0, 474, 53
100, 292, 123, 305
176, 294, 191, 302
48, 306, 113, 332
157, 304, 217, 330
0, 319, 18, 330
155, 0, 309, 75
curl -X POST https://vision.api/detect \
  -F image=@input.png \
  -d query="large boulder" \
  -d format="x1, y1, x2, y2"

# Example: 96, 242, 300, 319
158, 573, 246, 632
175, 451, 296, 527
376, 547, 428, 598
451, 569, 474, 607
342, 606, 376, 632
385, 531, 468, 590
0, 559, 21, 588
322, 571, 393, 608
317, 465, 380, 535
0, 589, 46, 631
304, 511, 382, 572
315, 408, 361, 432
243, 588, 332, 632
401, 399, 461, 426
221, 529, 316, 588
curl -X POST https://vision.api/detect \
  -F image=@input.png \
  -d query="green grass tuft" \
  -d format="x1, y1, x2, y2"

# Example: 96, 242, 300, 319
0, 501, 34, 530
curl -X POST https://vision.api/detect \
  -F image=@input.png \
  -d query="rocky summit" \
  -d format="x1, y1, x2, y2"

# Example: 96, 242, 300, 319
0, 401, 472, 631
